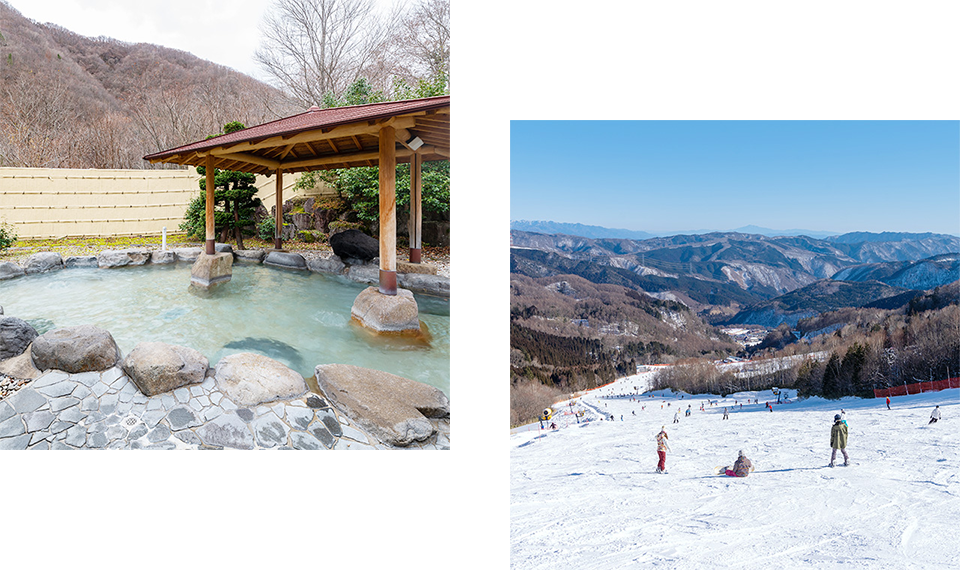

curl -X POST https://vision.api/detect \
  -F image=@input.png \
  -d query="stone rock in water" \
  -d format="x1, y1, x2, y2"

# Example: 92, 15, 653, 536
122, 342, 209, 396
0, 317, 39, 360
234, 249, 265, 263
330, 229, 379, 261
190, 252, 232, 288
150, 250, 176, 265
98, 249, 150, 268
64, 256, 99, 268
315, 363, 449, 447
31, 325, 120, 373
351, 287, 421, 333
214, 352, 307, 406
0, 262, 25, 281
23, 252, 64, 274
263, 251, 306, 270
173, 247, 202, 262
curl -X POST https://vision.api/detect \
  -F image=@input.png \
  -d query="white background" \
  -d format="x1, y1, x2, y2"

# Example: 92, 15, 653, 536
7, 0, 960, 568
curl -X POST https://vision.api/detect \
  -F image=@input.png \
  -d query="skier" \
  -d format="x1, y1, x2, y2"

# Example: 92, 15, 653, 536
829, 414, 849, 467
723, 450, 754, 477
840, 409, 847, 425
685, 405, 692, 417
722, 407, 729, 420
886, 396, 891, 410
929, 405, 941, 424
674, 411, 680, 423
656, 427, 670, 474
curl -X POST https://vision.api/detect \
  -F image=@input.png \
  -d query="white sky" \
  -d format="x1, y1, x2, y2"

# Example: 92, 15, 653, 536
6, 0, 271, 77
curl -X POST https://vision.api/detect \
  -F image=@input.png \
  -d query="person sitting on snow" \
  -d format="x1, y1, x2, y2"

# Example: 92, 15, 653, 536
723, 450, 753, 477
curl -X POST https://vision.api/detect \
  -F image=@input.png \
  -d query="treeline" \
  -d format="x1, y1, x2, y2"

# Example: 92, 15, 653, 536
651, 359, 798, 397
794, 304, 958, 398
654, 303, 959, 400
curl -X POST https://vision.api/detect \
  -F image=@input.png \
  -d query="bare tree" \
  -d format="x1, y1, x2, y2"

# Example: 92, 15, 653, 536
255, 0, 400, 107
392, 0, 450, 84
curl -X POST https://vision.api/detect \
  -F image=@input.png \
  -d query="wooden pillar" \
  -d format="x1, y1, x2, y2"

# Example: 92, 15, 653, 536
204, 154, 215, 255
409, 151, 422, 263
378, 125, 397, 295
274, 168, 283, 250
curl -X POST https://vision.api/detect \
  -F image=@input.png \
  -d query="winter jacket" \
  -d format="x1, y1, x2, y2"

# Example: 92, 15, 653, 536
656, 431, 669, 452
931, 408, 941, 420
830, 420, 848, 449
733, 456, 752, 477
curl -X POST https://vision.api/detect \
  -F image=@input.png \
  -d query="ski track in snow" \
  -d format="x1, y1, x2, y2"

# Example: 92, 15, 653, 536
511, 373, 960, 569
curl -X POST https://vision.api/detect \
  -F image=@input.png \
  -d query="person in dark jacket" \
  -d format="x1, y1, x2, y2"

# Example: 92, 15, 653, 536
830, 414, 849, 467
723, 450, 753, 477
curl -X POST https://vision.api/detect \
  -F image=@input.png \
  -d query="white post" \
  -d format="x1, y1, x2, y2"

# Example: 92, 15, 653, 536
162, 227, 167, 251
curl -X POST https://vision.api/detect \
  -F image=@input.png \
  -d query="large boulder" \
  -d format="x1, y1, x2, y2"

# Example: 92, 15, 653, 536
23, 252, 63, 274
330, 229, 379, 261
31, 325, 120, 373
263, 251, 307, 270
0, 345, 41, 380
121, 341, 209, 396
351, 287, 421, 333
64, 256, 99, 268
0, 262, 24, 281
234, 249, 265, 263
314, 364, 449, 447
214, 352, 307, 406
190, 252, 232, 288
305, 253, 345, 275
98, 249, 150, 268
173, 247, 202, 262
0, 317, 39, 360
150, 250, 176, 264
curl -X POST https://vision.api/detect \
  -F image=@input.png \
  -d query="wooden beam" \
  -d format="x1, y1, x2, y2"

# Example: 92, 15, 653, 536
378, 125, 397, 296
275, 168, 283, 250
212, 116, 418, 156
205, 155, 215, 255
208, 151, 281, 170
278, 145, 434, 171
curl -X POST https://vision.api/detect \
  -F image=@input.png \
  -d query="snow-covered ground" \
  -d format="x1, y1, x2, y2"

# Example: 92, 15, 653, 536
511, 372, 959, 569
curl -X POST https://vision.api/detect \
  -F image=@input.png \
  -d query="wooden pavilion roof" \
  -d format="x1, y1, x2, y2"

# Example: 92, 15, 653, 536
143, 96, 449, 175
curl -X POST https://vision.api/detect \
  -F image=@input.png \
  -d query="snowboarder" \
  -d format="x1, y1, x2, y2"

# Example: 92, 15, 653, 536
674, 411, 680, 423
886, 396, 891, 410
723, 450, 754, 477
722, 407, 729, 420
830, 414, 849, 467
656, 427, 670, 474
930, 405, 941, 424
685, 405, 691, 417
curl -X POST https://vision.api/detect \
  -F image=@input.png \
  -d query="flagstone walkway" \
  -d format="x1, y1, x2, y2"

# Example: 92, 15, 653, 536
0, 367, 449, 450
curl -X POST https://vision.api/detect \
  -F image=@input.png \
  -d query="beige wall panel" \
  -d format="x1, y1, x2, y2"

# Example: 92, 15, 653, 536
1, 167, 335, 239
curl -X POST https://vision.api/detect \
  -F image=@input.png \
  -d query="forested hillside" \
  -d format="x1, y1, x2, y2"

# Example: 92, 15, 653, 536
0, 0, 295, 169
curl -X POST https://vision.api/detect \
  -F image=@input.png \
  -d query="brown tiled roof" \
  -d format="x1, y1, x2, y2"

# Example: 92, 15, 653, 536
143, 95, 449, 175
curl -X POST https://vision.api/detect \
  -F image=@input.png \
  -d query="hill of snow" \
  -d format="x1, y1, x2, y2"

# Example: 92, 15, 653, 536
511, 373, 959, 569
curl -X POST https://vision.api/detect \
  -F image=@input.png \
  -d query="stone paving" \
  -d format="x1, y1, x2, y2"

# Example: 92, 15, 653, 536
0, 366, 450, 450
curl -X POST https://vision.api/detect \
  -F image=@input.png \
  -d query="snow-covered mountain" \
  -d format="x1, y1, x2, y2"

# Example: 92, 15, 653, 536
511, 371, 959, 569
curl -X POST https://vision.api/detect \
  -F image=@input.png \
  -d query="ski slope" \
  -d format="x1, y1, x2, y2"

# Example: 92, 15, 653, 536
511, 372, 959, 569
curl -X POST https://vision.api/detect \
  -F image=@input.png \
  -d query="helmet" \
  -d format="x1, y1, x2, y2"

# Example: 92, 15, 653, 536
834, 414, 841, 421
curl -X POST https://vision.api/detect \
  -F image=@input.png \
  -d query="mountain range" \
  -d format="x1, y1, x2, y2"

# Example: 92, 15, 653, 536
510, 220, 843, 240
511, 229, 960, 326
0, 1, 294, 169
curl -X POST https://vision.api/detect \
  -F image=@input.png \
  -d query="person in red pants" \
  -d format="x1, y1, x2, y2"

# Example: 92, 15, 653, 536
656, 427, 670, 474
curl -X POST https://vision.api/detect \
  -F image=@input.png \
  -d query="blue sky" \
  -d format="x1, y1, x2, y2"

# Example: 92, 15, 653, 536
511, 121, 960, 236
